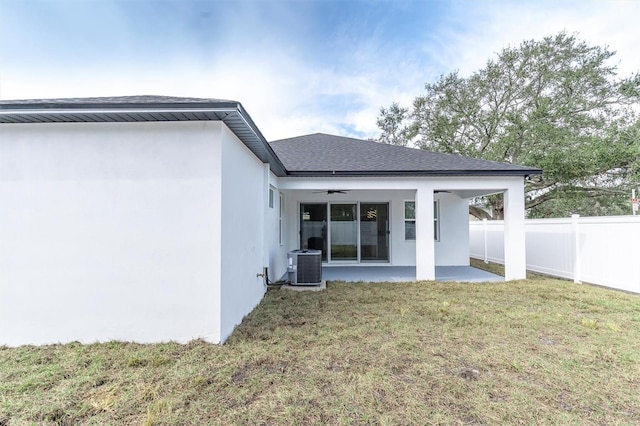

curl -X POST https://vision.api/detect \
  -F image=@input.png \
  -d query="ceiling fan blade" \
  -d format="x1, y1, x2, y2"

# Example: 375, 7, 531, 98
310, 189, 350, 194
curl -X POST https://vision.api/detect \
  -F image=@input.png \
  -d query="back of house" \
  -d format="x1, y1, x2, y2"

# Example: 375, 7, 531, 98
0, 96, 540, 346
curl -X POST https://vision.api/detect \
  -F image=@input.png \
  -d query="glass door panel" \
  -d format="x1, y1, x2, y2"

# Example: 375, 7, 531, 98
360, 203, 389, 262
300, 203, 327, 261
330, 204, 357, 261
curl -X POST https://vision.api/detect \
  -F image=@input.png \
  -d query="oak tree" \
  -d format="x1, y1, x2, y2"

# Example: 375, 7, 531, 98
378, 32, 640, 218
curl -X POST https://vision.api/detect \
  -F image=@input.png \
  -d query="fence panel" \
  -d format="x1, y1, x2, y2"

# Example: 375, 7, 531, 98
578, 217, 640, 293
469, 222, 485, 259
469, 220, 504, 263
525, 219, 575, 280
469, 215, 640, 293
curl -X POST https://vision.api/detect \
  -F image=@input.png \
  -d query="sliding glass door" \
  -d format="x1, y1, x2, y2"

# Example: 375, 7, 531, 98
300, 202, 390, 263
330, 204, 358, 261
360, 203, 389, 262
300, 203, 327, 261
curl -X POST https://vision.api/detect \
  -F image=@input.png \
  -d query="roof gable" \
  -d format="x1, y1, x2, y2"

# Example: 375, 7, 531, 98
269, 133, 541, 176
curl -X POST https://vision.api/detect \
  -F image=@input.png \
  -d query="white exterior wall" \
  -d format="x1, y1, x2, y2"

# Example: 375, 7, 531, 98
435, 192, 470, 266
266, 175, 289, 282
218, 125, 268, 342
0, 121, 223, 346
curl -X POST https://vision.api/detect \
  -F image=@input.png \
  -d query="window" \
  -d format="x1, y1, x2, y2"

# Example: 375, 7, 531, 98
279, 193, 284, 245
404, 201, 415, 240
404, 200, 440, 241
268, 187, 274, 208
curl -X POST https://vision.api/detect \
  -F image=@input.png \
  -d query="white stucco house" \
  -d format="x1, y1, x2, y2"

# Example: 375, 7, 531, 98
0, 96, 541, 346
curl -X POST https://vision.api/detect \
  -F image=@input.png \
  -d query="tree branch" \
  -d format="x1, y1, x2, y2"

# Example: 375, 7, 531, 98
468, 205, 493, 220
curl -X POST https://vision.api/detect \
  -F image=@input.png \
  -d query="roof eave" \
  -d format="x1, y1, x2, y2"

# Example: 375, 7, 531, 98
284, 169, 543, 177
0, 101, 288, 177
232, 103, 287, 176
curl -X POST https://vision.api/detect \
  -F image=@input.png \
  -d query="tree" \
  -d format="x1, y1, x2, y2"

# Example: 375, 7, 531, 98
377, 103, 410, 146
378, 32, 640, 218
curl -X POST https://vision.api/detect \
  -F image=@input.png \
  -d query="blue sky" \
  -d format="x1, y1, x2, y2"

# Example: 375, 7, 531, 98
1, 0, 639, 140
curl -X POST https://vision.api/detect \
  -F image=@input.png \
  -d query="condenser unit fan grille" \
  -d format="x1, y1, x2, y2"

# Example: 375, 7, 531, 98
287, 249, 322, 285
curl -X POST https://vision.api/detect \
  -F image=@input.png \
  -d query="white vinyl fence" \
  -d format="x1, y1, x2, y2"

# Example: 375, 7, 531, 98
470, 215, 640, 293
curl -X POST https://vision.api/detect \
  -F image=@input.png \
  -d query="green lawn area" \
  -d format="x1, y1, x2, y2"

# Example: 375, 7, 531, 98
2, 267, 640, 425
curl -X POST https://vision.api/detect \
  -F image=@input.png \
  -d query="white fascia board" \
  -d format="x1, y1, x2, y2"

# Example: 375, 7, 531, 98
277, 175, 524, 191
0, 108, 238, 115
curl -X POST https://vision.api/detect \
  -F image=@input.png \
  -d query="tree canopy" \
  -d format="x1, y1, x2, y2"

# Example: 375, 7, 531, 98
378, 32, 640, 218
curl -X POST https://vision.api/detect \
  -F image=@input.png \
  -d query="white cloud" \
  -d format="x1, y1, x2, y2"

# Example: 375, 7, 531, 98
432, 0, 640, 77
2, 0, 639, 143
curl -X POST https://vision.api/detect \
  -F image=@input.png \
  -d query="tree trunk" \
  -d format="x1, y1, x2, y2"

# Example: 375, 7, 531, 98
489, 194, 504, 220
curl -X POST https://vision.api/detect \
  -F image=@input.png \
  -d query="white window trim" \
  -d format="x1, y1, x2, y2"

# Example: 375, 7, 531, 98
405, 200, 440, 241
268, 187, 274, 209
404, 200, 416, 241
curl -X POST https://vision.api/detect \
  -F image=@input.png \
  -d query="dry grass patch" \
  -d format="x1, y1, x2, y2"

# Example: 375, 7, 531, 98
2, 273, 640, 424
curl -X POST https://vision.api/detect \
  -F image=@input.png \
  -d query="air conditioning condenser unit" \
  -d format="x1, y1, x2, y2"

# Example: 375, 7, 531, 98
287, 249, 322, 286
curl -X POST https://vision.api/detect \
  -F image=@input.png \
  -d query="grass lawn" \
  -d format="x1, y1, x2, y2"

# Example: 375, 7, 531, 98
2, 266, 640, 425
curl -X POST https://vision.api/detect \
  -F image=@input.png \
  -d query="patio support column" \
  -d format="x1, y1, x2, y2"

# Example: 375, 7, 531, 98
503, 180, 527, 281
415, 185, 435, 281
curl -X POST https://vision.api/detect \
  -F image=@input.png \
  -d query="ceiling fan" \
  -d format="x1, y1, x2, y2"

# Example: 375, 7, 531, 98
312, 189, 350, 194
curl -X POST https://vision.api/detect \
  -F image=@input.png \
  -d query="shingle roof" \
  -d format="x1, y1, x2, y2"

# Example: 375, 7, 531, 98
269, 133, 542, 176
0, 95, 236, 108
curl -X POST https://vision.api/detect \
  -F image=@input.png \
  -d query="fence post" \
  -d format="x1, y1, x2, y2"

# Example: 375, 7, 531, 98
572, 214, 581, 283
483, 218, 488, 263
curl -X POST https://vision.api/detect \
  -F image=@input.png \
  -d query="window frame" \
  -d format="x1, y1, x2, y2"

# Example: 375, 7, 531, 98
404, 200, 440, 241
404, 201, 416, 240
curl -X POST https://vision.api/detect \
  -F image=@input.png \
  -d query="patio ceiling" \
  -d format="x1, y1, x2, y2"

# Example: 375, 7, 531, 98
446, 189, 505, 199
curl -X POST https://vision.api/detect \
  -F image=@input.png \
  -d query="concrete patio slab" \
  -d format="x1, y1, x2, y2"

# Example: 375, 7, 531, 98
321, 265, 503, 283
281, 280, 327, 291
435, 266, 504, 283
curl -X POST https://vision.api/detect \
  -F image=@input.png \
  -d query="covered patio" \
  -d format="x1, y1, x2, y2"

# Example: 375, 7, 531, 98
277, 180, 526, 282
321, 265, 503, 283
270, 133, 541, 283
